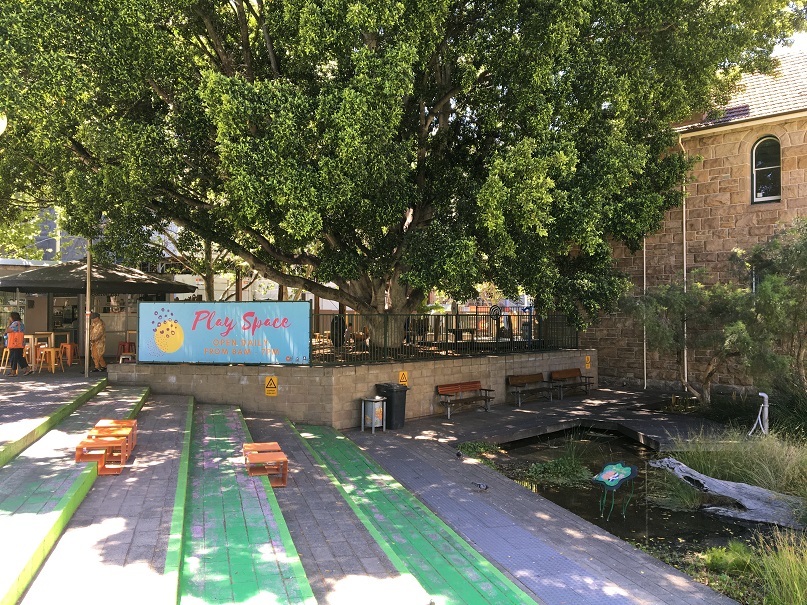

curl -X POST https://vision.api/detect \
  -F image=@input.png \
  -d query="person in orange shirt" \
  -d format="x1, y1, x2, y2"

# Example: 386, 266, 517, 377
89, 312, 107, 372
5, 312, 34, 376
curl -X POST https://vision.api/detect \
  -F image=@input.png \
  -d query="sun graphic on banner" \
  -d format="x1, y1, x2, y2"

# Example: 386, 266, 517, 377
150, 308, 184, 354
155, 319, 184, 353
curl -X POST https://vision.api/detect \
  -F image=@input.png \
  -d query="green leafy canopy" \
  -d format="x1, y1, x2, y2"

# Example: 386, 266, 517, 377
1, 0, 804, 321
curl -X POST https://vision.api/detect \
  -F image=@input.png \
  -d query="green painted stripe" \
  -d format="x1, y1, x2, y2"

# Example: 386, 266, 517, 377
164, 397, 194, 605
0, 461, 97, 605
292, 424, 418, 579
178, 406, 315, 605
0, 378, 107, 468
296, 425, 533, 605
126, 385, 150, 419
238, 415, 316, 605
0, 383, 148, 605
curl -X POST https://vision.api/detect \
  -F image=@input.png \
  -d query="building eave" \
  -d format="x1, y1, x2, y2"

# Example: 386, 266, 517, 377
677, 108, 807, 139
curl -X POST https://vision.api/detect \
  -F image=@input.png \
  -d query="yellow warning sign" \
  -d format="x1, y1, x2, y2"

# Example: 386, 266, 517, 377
265, 376, 278, 397
398, 371, 408, 386
585, 355, 591, 370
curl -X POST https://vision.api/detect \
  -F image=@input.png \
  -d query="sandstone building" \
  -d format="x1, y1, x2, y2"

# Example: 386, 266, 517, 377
581, 52, 807, 390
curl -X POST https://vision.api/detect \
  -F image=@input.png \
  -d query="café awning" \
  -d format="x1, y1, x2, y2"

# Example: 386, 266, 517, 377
0, 260, 198, 295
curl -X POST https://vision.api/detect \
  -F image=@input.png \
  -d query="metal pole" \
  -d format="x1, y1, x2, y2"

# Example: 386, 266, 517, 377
761, 392, 769, 434
84, 248, 91, 377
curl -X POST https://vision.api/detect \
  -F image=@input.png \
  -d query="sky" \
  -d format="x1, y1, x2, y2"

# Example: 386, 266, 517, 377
776, 31, 807, 54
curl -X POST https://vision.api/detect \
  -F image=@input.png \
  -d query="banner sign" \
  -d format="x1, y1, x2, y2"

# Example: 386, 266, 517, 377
137, 301, 311, 365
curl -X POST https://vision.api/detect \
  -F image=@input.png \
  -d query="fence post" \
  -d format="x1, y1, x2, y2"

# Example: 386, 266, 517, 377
384, 313, 388, 360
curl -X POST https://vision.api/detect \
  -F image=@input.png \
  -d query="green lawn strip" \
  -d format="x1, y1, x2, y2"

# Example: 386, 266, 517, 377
0, 378, 108, 468
295, 425, 531, 605
164, 397, 194, 605
178, 405, 314, 605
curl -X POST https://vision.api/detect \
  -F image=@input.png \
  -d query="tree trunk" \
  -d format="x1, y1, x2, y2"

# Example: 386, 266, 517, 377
651, 457, 803, 529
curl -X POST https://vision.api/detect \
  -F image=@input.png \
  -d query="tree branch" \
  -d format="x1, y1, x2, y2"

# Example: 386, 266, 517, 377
192, 6, 236, 76
248, 0, 280, 76
233, 0, 255, 81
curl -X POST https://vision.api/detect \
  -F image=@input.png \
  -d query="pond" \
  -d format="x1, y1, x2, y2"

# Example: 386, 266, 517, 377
498, 428, 768, 552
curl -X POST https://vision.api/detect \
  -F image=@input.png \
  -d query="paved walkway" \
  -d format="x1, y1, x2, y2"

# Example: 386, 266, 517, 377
0, 379, 149, 605
178, 405, 314, 604
19, 395, 190, 605
2, 373, 739, 605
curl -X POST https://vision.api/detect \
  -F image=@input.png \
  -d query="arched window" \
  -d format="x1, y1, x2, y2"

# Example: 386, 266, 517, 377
752, 136, 781, 203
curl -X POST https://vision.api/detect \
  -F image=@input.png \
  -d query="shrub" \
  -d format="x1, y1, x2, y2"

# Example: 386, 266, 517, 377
701, 540, 754, 574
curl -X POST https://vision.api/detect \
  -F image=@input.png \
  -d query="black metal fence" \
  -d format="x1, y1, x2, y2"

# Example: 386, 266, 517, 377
311, 311, 579, 364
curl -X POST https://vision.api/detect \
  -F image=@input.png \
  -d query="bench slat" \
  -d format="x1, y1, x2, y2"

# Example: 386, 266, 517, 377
549, 368, 592, 399
435, 381, 494, 419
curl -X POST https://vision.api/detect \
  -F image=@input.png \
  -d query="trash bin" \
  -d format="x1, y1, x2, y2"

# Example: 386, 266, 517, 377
375, 382, 409, 429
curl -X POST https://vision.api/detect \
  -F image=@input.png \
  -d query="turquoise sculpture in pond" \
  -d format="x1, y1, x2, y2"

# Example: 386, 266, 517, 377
592, 461, 638, 520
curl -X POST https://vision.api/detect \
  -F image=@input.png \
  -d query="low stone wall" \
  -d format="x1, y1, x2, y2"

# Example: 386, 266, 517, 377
109, 349, 596, 429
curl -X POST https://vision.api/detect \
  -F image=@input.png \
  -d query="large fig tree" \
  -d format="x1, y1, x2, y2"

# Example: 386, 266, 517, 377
0, 0, 804, 323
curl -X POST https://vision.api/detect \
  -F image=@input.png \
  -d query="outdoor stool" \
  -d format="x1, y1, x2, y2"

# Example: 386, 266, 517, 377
75, 436, 129, 475
243, 442, 281, 455
244, 449, 288, 486
95, 419, 137, 447
37, 347, 64, 374
60, 342, 79, 366
119, 353, 136, 363
88, 426, 135, 459
24, 343, 43, 365
117, 341, 136, 356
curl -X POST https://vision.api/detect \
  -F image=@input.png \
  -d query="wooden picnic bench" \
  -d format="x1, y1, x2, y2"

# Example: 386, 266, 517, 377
506, 373, 555, 407
549, 368, 593, 399
436, 380, 494, 419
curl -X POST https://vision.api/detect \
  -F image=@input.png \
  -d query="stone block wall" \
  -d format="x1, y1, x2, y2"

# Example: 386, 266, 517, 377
109, 349, 596, 429
582, 118, 807, 387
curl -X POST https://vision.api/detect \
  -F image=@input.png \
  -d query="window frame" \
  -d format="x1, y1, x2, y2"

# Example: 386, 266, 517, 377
751, 136, 781, 204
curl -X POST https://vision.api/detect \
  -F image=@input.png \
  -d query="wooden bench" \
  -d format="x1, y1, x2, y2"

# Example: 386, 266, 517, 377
506, 373, 555, 407
244, 442, 288, 487
436, 381, 494, 419
549, 368, 593, 399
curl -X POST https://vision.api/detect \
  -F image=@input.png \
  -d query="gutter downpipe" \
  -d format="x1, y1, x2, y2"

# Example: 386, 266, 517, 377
679, 135, 688, 391
643, 238, 647, 389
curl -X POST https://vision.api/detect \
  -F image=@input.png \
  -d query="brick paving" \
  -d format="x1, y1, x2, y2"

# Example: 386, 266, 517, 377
19, 396, 190, 605
0, 382, 149, 605
4, 375, 740, 605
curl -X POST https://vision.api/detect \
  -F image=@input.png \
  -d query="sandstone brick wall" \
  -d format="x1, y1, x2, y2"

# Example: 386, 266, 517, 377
109, 349, 596, 429
582, 118, 807, 388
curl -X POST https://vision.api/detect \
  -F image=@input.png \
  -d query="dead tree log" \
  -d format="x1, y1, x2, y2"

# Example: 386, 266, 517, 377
650, 457, 803, 529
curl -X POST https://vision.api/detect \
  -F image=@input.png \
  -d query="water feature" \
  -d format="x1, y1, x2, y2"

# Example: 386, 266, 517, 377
498, 428, 769, 551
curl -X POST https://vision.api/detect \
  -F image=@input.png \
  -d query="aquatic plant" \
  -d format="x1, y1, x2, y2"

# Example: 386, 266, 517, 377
456, 441, 502, 468
755, 528, 807, 605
